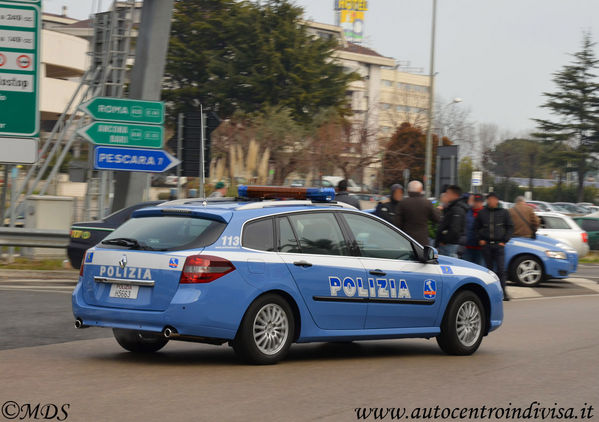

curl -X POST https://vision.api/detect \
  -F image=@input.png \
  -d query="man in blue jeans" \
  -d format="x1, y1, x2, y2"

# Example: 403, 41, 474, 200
436, 185, 468, 258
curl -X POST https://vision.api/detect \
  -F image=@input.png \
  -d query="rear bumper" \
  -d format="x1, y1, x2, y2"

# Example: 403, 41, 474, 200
72, 280, 244, 340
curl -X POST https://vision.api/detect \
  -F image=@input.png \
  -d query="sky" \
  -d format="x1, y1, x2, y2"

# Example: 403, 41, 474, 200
43, 0, 599, 134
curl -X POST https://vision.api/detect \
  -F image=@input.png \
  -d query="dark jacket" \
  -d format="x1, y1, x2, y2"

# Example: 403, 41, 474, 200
336, 191, 361, 210
397, 193, 441, 246
374, 185, 403, 227
436, 197, 469, 245
475, 206, 514, 244
465, 206, 484, 249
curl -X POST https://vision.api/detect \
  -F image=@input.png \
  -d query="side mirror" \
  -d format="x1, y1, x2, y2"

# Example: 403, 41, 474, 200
421, 245, 439, 263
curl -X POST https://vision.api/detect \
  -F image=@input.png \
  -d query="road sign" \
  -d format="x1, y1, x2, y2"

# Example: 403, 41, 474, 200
80, 97, 165, 125
0, 137, 37, 163
94, 146, 180, 173
471, 171, 483, 186
0, 0, 41, 138
77, 122, 164, 148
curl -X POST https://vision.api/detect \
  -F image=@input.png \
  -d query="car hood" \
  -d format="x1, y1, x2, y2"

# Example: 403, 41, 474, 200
510, 235, 577, 254
437, 255, 487, 272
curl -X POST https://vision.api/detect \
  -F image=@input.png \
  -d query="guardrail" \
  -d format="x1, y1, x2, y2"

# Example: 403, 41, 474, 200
0, 228, 70, 248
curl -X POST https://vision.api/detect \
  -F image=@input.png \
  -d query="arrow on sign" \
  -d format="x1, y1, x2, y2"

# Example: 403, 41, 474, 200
93, 146, 180, 173
77, 122, 164, 148
79, 97, 165, 125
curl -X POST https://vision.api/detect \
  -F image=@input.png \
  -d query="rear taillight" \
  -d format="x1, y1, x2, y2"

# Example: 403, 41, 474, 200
582, 232, 588, 243
179, 255, 235, 284
79, 256, 85, 277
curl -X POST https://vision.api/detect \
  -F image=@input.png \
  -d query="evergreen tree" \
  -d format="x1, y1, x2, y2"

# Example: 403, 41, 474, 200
163, 0, 355, 125
533, 33, 599, 201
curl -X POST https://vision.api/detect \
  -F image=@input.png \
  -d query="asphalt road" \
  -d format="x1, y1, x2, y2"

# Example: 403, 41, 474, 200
0, 269, 598, 421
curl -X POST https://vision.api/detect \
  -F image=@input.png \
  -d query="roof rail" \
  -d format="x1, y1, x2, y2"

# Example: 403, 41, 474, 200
158, 197, 237, 207
236, 200, 357, 211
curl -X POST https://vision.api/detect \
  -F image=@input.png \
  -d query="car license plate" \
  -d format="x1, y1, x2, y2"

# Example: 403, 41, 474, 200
109, 284, 139, 299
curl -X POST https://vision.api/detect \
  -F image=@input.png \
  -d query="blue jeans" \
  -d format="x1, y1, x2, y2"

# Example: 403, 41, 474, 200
438, 244, 459, 258
462, 248, 485, 266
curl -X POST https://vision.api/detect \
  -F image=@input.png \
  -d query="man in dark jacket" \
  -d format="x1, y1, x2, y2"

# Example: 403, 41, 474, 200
475, 192, 514, 301
436, 185, 468, 257
335, 180, 361, 209
374, 184, 403, 228
397, 180, 440, 246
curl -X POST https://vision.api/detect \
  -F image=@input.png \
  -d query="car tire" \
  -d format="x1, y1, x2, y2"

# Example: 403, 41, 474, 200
509, 255, 544, 287
112, 328, 168, 353
232, 294, 295, 365
436, 290, 486, 356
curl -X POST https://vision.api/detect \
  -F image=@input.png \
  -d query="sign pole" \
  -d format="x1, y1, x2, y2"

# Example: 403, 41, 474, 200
199, 103, 205, 198
177, 112, 183, 199
111, 0, 175, 212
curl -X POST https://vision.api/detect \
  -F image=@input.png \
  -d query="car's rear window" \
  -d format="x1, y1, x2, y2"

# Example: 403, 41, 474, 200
98, 216, 226, 251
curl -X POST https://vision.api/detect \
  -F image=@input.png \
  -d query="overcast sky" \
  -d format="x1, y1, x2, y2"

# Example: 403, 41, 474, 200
43, 0, 599, 134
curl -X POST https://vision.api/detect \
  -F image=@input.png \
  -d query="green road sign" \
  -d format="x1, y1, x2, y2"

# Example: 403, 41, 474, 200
77, 122, 164, 149
80, 97, 165, 125
0, 0, 41, 137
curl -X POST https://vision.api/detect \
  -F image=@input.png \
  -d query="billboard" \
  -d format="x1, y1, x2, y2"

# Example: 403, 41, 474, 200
335, 0, 368, 43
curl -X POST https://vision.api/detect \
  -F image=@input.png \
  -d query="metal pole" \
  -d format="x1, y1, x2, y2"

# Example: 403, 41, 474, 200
424, 0, 437, 198
177, 112, 184, 199
112, 0, 175, 211
8, 166, 17, 262
0, 166, 8, 220
199, 104, 206, 198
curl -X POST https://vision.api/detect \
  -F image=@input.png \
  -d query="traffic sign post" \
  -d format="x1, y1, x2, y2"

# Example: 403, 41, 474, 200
80, 97, 165, 125
94, 146, 180, 173
471, 171, 483, 186
77, 122, 164, 149
0, 0, 41, 138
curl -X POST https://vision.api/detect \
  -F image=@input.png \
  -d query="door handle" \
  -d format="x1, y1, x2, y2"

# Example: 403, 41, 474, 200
294, 260, 313, 268
369, 269, 386, 276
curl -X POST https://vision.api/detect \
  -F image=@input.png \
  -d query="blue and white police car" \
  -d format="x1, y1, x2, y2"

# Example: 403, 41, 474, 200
73, 186, 503, 364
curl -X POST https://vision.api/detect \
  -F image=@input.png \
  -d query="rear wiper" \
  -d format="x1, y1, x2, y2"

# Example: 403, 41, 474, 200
101, 237, 164, 250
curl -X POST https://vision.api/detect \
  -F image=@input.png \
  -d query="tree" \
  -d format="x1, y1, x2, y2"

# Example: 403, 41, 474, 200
163, 0, 356, 126
533, 33, 599, 201
382, 122, 451, 187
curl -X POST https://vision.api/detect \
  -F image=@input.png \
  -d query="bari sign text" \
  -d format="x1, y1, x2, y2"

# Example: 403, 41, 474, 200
78, 122, 163, 148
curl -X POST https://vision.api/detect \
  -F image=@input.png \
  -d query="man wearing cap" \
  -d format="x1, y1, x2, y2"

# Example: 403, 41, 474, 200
336, 179, 361, 209
209, 181, 227, 198
463, 193, 486, 265
475, 192, 514, 301
375, 184, 403, 227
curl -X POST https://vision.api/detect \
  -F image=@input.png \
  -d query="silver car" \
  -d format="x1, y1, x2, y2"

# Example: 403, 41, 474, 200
528, 201, 564, 213
536, 212, 590, 257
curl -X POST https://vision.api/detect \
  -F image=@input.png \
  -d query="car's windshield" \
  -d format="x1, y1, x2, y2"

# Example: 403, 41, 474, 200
98, 216, 226, 251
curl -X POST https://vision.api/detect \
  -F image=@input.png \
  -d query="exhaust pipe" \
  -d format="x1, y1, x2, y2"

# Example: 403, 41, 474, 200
74, 318, 87, 329
163, 326, 176, 338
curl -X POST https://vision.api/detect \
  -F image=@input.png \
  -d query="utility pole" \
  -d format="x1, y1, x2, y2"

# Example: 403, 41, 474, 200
111, 0, 175, 212
424, 0, 437, 198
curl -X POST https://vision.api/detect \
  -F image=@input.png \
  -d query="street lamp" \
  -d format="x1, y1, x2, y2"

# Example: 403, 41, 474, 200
423, 0, 437, 198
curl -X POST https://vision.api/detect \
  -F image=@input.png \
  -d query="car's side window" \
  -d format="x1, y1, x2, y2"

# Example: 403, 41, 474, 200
342, 213, 416, 261
242, 218, 275, 251
582, 219, 599, 232
287, 213, 349, 256
542, 216, 570, 230
277, 217, 300, 253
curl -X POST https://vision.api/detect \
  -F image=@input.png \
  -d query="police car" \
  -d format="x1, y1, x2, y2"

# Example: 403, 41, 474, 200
73, 186, 503, 364
505, 235, 578, 287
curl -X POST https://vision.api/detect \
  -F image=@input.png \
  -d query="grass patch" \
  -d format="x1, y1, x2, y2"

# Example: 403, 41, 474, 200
580, 251, 599, 264
1, 258, 68, 270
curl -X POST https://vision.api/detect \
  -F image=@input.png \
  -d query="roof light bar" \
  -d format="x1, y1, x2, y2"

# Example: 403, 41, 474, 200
238, 186, 335, 202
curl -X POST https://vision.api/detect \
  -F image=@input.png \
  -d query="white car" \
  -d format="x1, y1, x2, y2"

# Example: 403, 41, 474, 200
536, 212, 590, 257
528, 201, 564, 213
321, 176, 361, 193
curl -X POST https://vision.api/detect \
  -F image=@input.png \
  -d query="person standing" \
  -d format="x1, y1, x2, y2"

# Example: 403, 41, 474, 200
475, 192, 514, 301
374, 184, 403, 227
335, 179, 361, 209
509, 196, 540, 239
435, 185, 468, 258
463, 194, 486, 266
397, 180, 440, 246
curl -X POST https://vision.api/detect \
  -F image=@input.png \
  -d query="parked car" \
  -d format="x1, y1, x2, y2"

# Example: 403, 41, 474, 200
321, 176, 361, 192
528, 201, 564, 213
552, 202, 588, 216
572, 216, 599, 250
536, 211, 590, 257
67, 201, 164, 269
